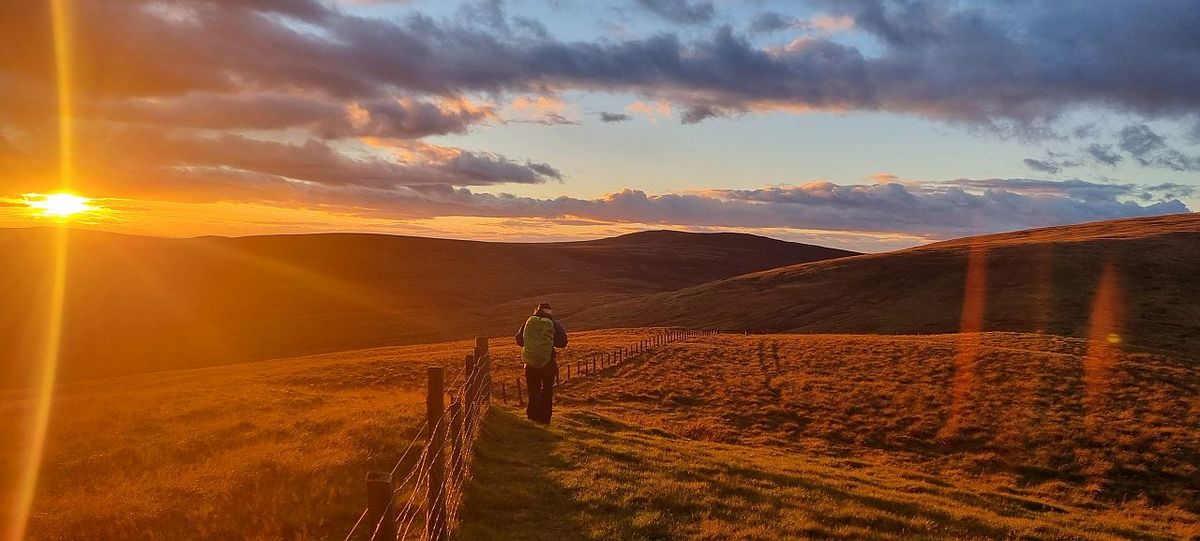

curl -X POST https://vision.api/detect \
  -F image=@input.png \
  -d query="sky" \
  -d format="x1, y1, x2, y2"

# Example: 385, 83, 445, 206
1, 0, 1198, 251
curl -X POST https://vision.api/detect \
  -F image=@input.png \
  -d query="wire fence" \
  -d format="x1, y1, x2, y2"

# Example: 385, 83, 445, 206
344, 328, 717, 541
343, 338, 492, 541
499, 328, 717, 407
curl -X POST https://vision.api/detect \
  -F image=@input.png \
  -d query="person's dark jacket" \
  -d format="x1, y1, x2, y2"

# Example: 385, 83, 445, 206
515, 313, 568, 358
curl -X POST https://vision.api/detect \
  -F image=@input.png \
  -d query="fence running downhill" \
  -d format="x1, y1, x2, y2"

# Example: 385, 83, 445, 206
345, 329, 714, 541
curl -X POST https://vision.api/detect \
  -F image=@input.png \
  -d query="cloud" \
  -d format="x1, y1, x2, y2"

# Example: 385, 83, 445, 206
9, 0, 1200, 133
633, 0, 714, 25
1025, 123, 1198, 173
45, 130, 561, 195
457, 179, 1189, 238
89, 94, 494, 140
748, 12, 792, 34
2, 0, 1197, 242
680, 104, 723, 124
1086, 144, 1123, 166
1118, 124, 1167, 158
1115, 124, 1200, 171
748, 12, 854, 34
103, 175, 1184, 241
863, 173, 899, 184
627, 100, 673, 121
1023, 158, 1060, 175
598, 112, 633, 123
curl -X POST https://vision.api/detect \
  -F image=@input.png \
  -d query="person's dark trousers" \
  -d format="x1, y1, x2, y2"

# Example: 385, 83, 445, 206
525, 360, 558, 424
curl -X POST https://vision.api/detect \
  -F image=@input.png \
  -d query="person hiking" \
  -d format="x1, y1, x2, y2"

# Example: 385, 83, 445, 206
515, 303, 568, 424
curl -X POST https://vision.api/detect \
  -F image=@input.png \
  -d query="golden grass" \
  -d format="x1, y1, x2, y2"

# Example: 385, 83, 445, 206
459, 409, 1198, 540
459, 332, 1199, 540
6, 329, 1196, 539
562, 334, 1199, 512
0, 329, 661, 540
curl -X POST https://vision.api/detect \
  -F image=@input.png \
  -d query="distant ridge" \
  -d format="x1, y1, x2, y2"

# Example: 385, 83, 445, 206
575, 213, 1200, 360
0, 228, 852, 385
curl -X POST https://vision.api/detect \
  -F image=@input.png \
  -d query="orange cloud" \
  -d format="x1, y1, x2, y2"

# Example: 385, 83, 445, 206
627, 100, 672, 121
864, 173, 899, 184
808, 14, 855, 32
511, 95, 565, 113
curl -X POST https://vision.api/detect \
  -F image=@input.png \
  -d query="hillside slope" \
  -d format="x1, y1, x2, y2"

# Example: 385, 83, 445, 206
459, 332, 1199, 540
573, 214, 1200, 360
0, 228, 851, 384
459, 410, 1196, 540
0, 329, 661, 540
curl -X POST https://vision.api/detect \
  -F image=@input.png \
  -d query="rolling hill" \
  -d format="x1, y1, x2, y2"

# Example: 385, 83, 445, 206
0, 228, 852, 385
573, 213, 1200, 360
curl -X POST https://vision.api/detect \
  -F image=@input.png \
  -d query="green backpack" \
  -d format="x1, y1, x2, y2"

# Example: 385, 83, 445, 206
522, 316, 555, 368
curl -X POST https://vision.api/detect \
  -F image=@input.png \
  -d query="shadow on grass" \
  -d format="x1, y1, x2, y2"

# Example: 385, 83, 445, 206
455, 408, 590, 541
456, 408, 1180, 541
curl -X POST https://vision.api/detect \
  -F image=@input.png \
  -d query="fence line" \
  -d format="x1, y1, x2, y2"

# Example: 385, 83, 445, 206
500, 328, 718, 407
344, 337, 492, 541
345, 328, 717, 541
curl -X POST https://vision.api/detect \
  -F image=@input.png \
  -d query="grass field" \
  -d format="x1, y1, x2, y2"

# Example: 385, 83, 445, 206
458, 332, 1200, 540
0, 329, 662, 540
459, 409, 1197, 540
5, 329, 1197, 539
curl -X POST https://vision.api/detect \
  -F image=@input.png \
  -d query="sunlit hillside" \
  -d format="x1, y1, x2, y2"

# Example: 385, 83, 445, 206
575, 214, 1200, 360
0, 228, 851, 386
0, 329, 661, 540
459, 333, 1200, 540
8, 328, 1195, 540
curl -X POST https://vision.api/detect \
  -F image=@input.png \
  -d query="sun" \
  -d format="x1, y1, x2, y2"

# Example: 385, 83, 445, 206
24, 193, 96, 218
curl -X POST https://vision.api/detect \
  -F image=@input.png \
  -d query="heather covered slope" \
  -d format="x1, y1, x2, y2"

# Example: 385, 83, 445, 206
0, 228, 850, 385
573, 214, 1200, 360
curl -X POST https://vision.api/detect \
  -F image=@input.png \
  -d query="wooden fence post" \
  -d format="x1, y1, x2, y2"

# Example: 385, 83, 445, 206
566, 362, 571, 381
366, 470, 396, 540
500, 382, 508, 405
425, 367, 447, 541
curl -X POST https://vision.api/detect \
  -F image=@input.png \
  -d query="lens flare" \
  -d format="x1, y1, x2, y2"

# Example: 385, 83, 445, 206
1083, 261, 1122, 421
9, 1, 76, 540
944, 243, 987, 435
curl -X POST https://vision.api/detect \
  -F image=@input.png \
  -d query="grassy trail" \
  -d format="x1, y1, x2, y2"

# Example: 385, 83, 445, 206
456, 407, 1195, 540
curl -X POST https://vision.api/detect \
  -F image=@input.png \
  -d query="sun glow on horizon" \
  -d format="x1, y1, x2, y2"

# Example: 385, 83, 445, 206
24, 192, 95, 218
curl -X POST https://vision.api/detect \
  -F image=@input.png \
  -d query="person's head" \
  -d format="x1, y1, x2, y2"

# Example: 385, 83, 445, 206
533, 302, 552, 318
